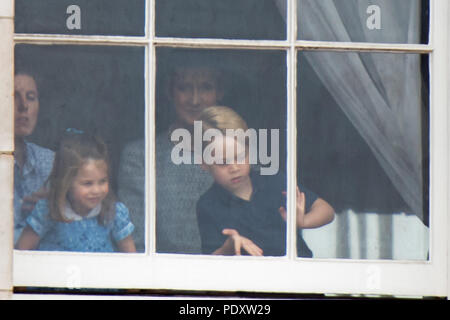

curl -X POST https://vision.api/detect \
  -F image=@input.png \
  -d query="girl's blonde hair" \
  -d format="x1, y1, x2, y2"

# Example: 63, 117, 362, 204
47, 132, 115, 224
198, 106, 248, 134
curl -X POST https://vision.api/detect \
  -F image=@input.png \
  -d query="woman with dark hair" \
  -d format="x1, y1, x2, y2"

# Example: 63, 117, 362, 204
14, 71, 55, 244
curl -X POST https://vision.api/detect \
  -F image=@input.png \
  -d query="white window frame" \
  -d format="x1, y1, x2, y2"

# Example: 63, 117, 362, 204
0, 0, 448, 298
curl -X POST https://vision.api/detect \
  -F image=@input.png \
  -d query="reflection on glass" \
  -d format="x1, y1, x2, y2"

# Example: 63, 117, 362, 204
156, 0, 286, 40
15, 0, 146, 36
155, 48, 292, 256
297, 0, 429, 44
14, 45, 145, 253
298, 51, 429, 260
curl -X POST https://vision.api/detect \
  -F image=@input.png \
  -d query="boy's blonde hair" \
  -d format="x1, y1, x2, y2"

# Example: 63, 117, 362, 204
47, 132, 116, 225
198, 106, 248, 134
197, 106, 251, 165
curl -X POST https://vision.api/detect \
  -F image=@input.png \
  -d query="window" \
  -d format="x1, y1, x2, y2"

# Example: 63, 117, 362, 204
1, 0, 449, 298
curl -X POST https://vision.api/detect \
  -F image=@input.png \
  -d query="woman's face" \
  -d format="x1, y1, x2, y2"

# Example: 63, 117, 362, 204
14, 74, 40, 138
171, 67, 223, 127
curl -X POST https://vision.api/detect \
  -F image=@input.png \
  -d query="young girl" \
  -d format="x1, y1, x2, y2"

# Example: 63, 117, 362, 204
16, 131, 136, 253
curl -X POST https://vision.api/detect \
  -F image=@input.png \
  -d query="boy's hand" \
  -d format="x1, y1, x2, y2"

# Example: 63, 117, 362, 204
217, 228, 263, 256
279, 186, 306, 228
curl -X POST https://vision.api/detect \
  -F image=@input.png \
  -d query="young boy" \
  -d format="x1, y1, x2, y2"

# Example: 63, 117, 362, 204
196, 106, 334, 257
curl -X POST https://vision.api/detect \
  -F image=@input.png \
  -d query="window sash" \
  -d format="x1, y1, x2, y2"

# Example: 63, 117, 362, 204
7, 0, 449, 297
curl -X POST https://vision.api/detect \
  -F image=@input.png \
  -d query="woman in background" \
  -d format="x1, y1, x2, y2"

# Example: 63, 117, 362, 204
14, 71, 54, 244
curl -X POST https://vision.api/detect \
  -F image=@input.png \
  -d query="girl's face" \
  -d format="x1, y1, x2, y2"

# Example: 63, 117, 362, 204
68, 159, 109, 216
14, 74, 40, 138
171, 67, 223, 127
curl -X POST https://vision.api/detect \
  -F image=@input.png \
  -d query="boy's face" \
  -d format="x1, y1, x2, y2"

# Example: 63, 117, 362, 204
171, 67, 223, 127
203, 136, 251, 194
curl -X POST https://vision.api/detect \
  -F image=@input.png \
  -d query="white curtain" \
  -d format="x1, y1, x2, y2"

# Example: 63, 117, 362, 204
275, 0, 424, 217
302, 211, 429, 260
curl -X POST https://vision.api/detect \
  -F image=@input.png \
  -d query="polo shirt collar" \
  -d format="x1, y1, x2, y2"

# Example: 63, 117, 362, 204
211, 167, 265, 204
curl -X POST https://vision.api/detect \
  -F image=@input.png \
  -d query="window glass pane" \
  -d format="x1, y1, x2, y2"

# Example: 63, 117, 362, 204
155, 0, 286, 40
14, 44, 145, 253
298, 50, 429, 260
155, 48, 288, 256
15, 0, 146, 36
297, 0, 429, 44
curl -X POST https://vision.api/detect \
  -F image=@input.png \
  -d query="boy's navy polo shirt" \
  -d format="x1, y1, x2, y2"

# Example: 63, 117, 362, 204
196, 170, 318, 257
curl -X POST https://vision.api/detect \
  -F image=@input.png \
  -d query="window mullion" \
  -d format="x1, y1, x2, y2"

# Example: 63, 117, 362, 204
145, 43, 155, 256
146, 0, 155, 255
12, 34, 148, 46
147, 0, 152, 40
294, 40, 432, 53
286, 0, 298, 260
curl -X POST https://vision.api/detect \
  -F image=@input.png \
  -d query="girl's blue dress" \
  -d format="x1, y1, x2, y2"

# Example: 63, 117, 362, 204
26, 200, 134, 252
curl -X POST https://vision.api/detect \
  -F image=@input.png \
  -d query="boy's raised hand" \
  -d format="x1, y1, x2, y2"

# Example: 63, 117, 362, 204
279, 186, 306, 228
218, 228, 263, 256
